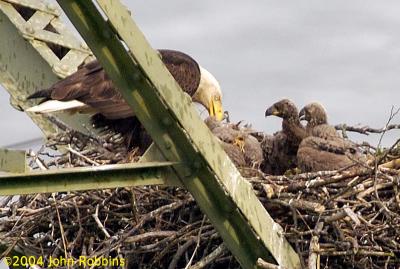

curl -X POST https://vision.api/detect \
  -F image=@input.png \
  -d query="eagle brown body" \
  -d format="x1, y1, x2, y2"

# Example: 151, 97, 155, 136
28, 50, 201, 120
263, 99, 307, 175
261, 132, 294, 174
297, 136, 360, 172
297, 102, 363, 172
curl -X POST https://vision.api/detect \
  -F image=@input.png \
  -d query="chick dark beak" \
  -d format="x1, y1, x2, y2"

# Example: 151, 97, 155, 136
299, 108, 306, 121
265, 106, 280, 117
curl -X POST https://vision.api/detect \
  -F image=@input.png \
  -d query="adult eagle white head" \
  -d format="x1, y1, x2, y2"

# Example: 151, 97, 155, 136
27, 49, 224, 152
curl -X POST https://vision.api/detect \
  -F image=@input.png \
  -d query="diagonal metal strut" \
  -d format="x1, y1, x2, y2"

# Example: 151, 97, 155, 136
54, 1, 302, 268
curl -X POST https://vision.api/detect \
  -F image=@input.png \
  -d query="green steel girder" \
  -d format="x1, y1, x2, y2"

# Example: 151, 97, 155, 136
0, 143, 182, 194
0, 0, 94, 136
0, 148, 26, 173
0, 162, 179, 195
55, 1, 301, 268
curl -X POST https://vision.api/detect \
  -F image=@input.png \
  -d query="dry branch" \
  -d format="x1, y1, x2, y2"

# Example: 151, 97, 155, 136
0, 120, 399, 269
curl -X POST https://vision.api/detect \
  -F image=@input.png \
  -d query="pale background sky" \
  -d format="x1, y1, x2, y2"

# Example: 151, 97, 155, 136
1, 1, 399, 148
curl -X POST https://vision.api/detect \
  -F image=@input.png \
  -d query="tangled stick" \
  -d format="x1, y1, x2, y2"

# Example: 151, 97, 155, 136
1, 116, 400, 268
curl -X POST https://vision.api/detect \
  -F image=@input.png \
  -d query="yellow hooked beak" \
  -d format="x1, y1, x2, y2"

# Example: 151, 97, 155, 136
209, 95, 224, 121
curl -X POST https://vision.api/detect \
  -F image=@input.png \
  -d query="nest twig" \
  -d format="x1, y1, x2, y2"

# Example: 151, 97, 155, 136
1, 120, 400, 269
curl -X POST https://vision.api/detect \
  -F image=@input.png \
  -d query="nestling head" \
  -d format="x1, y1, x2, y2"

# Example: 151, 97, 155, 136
299, 102, 328, 126
265, 99, 299, 120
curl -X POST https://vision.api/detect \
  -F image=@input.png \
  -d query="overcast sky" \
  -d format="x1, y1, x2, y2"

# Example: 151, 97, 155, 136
1, 1, 400, 148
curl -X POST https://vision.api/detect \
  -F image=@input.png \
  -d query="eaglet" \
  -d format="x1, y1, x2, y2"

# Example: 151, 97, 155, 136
299, 102, 339, 139
297, 102, 364, 172
263, 99, 307, 175
205, 117, 264, 169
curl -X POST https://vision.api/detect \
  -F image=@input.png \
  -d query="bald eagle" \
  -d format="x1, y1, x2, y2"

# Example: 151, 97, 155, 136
27, 49, 224, 152
263, 99, 307, 174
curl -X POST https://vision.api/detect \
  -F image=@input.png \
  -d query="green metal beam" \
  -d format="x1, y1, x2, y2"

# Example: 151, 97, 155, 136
0, 148, 26, 173
0, 0, 94, 136
0, 162, 179, 195
56, 1, 301, 268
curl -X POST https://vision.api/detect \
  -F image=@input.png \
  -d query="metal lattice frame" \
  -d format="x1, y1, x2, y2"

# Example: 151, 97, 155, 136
0, 0, 94, 135
1, 0, 93, 77
0, 0, 303, 268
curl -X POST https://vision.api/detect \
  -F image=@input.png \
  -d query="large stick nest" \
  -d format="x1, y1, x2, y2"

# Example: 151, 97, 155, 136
1, 120, 400, 269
